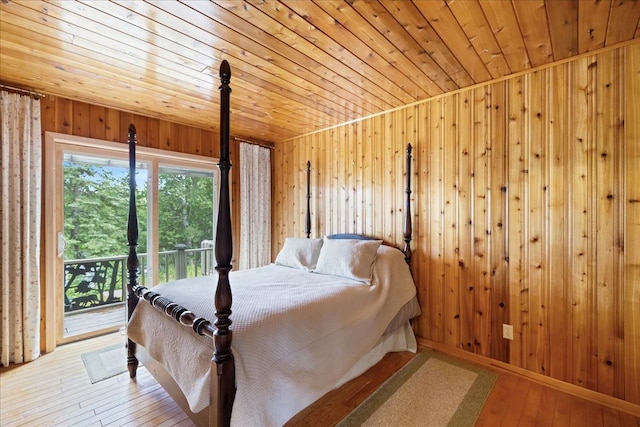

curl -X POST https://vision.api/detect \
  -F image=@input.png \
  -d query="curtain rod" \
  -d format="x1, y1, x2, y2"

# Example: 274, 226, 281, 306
233, 136, 274, 150
0, 83, 46, 99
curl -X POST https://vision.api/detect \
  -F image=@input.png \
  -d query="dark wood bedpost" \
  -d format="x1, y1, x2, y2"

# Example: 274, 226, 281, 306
403, 143, 413, 265
126, 124, 140, 378
305, 160, 311, 238
213, 59, 236, 427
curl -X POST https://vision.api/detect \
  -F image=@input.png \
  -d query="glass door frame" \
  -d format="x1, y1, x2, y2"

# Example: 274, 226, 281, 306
43, 132, 219, 347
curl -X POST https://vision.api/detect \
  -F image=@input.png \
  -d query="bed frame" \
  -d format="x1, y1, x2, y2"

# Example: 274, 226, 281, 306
125, 60, 414, 427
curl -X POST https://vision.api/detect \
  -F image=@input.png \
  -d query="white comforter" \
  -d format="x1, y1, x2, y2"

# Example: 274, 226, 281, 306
127, 244, 417, 426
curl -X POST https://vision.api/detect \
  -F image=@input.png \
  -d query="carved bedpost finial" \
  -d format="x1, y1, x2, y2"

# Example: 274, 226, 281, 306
219, 59, 231, 84
403, 143, 412, 266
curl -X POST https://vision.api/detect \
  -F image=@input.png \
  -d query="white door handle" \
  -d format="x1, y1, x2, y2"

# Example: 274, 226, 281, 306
57, 232, 66, 258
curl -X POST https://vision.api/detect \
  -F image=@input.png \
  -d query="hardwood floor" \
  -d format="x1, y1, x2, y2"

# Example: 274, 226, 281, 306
1, 332, 638, 426
476, 374, 639, 427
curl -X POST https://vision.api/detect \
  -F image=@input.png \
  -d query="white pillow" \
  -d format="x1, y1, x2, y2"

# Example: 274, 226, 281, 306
275, 238, 324, 270
314, 237, 382, 283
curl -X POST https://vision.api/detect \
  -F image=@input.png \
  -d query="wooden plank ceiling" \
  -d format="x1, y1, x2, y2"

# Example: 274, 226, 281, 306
1, 0, 639, 142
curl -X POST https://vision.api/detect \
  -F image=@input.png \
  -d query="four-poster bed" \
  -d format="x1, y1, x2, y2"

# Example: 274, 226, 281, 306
125, 60, 419, 427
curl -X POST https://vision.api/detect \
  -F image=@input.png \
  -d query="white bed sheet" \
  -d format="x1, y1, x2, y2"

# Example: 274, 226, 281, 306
127, 244, 418, 426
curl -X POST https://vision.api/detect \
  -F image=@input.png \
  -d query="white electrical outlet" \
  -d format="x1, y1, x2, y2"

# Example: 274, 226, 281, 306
503, 324, 514, 340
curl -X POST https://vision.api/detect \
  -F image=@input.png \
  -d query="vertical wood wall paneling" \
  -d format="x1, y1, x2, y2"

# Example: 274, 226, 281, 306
569, 56, 591, 389
171, 123, 184, 153
349, 121, 358, 234
383, 114, 394, 243
528, 69, 547, 375
271, 144, 281, 253
330, 127, 339, 234
443, 95, 460, 348
547, 62, 570, 382
288, 142, 297, 240
292, 140, 299, 238
310, 133, 318, 237
320, 129, 329, 236
89, 104, 106, 141
330, 127, 338, 234
187, 126, 201, 157
338, 125, 346, 233
415, 102, 430, 341
613, 48, 626, 401
281, 141, 290, 241
103, 108, 120, 143
285, 139, 292, 238
472, 86, 491, 357
56, 97, 73, 135
359, 119, 370, 237
354, 120, 363, 236
431, 99, 445, 343
458, 91, 473, 352
624, 41, 640, 404
586, 52, 600, 393
595, 48, 617, 397
506, 75, 525, 367
489, 82, 509, 363
73, 102, 90, 136
394, 110, 405, 246
317, 130, 326, 236
345, 122, 354, 234
373, 116, 384, 241
272, 42, 640, 406
158, 120, 172, 151
134, 113, 151, 147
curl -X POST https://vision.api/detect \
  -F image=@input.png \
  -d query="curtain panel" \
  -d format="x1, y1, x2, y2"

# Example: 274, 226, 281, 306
239, 143, 271, 269
0, 91, 42, 366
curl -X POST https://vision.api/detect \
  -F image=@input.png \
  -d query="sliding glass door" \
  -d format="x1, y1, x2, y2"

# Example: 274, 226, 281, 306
44, 133, 218, 345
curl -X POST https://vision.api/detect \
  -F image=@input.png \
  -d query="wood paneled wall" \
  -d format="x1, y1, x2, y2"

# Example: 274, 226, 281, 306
272, 42, 640, 405
39, 97, 242, 344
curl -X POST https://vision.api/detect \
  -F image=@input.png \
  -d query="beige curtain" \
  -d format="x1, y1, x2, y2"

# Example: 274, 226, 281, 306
0, 91, 42, 366
239, 143, 271, 269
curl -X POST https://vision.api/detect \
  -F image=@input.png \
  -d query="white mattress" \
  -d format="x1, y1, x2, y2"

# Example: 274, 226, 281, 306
128, 244, 419, 426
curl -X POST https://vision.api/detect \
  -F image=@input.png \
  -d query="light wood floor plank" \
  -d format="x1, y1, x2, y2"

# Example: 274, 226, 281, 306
502, 377, 532, 425
2, 332, 639, 426
518, 382, 544, 427
534, 385, 558, 426
475, 374, 518, 426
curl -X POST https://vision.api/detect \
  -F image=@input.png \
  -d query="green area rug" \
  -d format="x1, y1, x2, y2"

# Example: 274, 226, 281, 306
337, 349, 497, 427
81, 344, 127, 384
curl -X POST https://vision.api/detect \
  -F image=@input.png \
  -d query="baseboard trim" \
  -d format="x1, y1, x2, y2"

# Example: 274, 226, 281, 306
416, 337, 640, 417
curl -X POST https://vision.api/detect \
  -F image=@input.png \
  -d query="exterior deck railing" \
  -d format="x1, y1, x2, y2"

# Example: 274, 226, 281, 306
64, 245, 215, 313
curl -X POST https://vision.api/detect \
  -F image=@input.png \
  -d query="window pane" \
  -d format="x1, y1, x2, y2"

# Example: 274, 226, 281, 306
62, 153, 148, 336
157, 165, 216, 283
